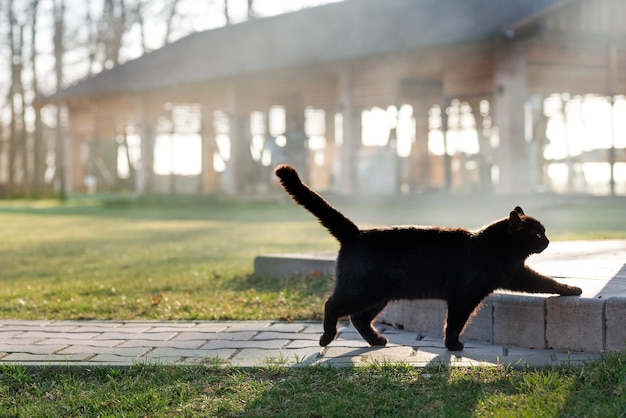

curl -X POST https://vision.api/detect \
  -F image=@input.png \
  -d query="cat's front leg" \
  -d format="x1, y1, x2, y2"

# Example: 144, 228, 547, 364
444, 301, 480, 351
507, 266, 582, 296
556, 283, 583, 296
445, 338, 464, 351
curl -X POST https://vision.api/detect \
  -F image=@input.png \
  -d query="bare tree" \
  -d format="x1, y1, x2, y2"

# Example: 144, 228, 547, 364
222, 0, 255, 23
4, 0, 17, 195
0, 1, 5, 175
132, 0, 150, 53
100, 0, 128, 69
223, 0, 230, 24
83, 0, 99, 77
162, 0, 181, 45
6, 0, 27, 196
247, 0, 256, 19
29, 0, 44, 196
0, 0, 305, 198
53, 0, 66, 197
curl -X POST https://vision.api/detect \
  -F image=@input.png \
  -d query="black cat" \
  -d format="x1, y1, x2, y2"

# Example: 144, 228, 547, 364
274, 164, 582, 351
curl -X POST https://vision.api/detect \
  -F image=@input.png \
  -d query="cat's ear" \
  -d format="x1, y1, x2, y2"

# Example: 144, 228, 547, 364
513, 206, 525, 215
509, 210, 523, 229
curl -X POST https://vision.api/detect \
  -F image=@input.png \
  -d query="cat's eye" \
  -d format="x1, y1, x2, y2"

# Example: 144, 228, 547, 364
536, 233, 542, 238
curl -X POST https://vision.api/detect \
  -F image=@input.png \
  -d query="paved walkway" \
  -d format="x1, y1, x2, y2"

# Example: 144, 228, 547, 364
0, 320, 599, 368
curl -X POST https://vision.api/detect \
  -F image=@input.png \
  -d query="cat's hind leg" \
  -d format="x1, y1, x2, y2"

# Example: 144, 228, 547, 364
320, 296, 343, 346
350, 302, 388, 346
320, 294, 387, 347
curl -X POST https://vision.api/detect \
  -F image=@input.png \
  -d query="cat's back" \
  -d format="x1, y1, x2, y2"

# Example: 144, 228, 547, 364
336, 226, 475, 290
341, 225, 474, 256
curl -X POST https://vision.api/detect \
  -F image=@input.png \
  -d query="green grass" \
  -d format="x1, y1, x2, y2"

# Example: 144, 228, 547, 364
1, 352, 626, 417
0, 199, 335, 321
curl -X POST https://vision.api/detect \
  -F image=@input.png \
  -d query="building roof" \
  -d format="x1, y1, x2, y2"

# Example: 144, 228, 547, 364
39, 0, 571, 103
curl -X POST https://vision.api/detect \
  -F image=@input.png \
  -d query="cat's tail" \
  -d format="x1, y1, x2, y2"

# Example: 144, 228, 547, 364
275, 164, 360, 243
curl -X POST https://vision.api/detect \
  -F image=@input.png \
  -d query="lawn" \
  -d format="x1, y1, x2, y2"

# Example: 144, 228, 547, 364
1, 194, 625, 417
1, 194, 624, 321
0, 198, 336, 321
1, 354, 625, 416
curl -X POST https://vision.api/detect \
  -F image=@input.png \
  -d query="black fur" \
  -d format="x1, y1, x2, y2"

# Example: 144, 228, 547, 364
275, 164, 582, 351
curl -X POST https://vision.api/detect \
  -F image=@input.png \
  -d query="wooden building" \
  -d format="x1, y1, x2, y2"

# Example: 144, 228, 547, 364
35, 0, 626, 195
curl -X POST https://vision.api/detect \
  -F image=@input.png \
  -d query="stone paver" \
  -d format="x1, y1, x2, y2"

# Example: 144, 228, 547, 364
493, 295, 546, 349
0, 320, 600, 368
606, 298, 626, 352
546, 297, 606, 353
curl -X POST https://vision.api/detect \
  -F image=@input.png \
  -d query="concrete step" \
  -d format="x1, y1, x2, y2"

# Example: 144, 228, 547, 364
254, 240, 626, 353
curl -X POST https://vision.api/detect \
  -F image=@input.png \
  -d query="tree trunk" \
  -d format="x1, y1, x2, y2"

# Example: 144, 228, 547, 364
30, 0, 44, 197
223, 0, 230, 24
163, 0, 180, 45
53, 0, 66, 198
6, 0, 26, 197
16, 22, 28, 196
101, 0, 127, 68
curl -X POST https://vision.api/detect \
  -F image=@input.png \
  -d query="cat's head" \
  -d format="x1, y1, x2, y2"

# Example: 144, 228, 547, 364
508, 206, 549, 254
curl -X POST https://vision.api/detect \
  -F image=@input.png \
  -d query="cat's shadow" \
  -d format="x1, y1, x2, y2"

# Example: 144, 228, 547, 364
309, 342, 508, 369
299, 323, 501, 368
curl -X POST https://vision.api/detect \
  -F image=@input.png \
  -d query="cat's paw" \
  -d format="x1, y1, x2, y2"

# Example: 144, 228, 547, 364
367, 335, 388, 346
560, 286, 583, 296
445, 340, 464, 351
319, 333, 335, 347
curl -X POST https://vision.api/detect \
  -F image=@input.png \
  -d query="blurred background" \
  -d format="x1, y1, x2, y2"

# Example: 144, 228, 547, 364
1, 0, 625, 199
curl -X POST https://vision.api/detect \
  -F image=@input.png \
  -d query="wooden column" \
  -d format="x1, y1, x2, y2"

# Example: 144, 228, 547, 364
283, 95, 307, 183
409, 101, 431, 191
200, 106, 219, 193
493, 40, 530, 194
136, 97, 155, 194
467, 97, 493, 192
223, 83, 241, 194
399, 80, 442, 192
63, 101, 88, 194
67, 116, 82, 194
441, 97, 452, 191
322, 107, 336, 190
527, 94, 548, 191
608, 44, 618, 196
336, 66, 357, 193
